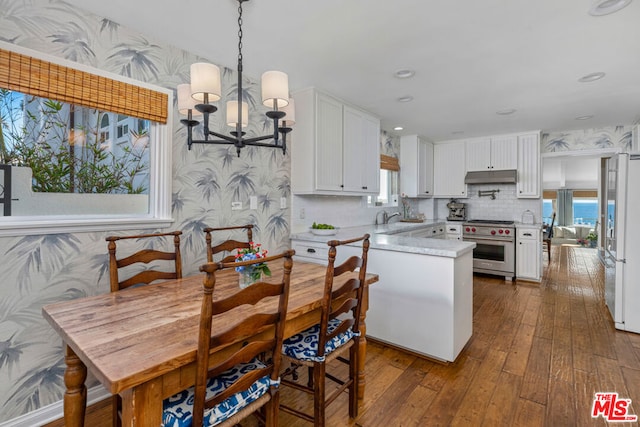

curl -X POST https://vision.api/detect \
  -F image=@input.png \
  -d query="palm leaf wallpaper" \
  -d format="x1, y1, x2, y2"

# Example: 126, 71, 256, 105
542, 126, 635, 153
0, 0, 294, 421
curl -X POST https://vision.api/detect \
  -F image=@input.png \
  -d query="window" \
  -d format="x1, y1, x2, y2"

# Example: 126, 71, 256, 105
0, 45, 172, 236
368, 154, 399, 207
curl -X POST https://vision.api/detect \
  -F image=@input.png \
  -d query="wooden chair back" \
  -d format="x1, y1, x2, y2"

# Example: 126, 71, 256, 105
192, 249, 295, 427
204, 224, 254, 263
544, 212, 556, 262
316, 234, 370, 358
106, 231, 182, 292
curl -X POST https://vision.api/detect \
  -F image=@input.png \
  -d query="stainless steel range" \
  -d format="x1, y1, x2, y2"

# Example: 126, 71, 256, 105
463, 219, 515, 280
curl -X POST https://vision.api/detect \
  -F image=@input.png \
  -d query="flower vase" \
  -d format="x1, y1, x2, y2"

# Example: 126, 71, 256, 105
239, 268, 262, 289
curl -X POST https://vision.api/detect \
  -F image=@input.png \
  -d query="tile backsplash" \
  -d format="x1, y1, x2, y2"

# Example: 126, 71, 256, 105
435, 184, 542, 223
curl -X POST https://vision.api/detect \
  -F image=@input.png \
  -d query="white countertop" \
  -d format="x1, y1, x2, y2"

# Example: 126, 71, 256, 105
290, 222, 475, 258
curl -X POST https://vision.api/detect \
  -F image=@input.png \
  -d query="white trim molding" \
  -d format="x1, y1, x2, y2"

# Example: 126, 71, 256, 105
0, 386, 111, 427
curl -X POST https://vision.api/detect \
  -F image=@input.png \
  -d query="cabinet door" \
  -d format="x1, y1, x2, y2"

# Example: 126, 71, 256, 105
517, 238, 540, 280
362, 113, 381, 194
342, 105, 379, 194
517, 133, 540, 198
434, 142, 467, 197
315, 93, 344, 191
418, 139, 434, 196
490, 135, 518, 170
465, 138, 491, 171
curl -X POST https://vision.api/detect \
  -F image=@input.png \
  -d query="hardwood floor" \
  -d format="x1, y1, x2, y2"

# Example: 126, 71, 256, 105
45, 244, 640, 426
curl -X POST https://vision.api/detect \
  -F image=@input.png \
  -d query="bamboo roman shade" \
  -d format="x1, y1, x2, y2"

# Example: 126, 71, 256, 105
380, 154, 400, 171
0, 48, 168, 123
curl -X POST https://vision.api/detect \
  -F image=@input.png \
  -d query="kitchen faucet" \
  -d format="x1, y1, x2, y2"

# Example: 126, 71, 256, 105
386, 212, 401, 223
375, 210, 401, 225
375, 210, 387, 226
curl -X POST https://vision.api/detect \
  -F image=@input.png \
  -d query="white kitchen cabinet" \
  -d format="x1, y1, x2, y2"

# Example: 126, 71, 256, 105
517, 133, 541, 198
516, 225, 542, 281
400, 135, 433, 198
446, 223, 463, 240
343, 105, 380, 193
466, 135, 517, 171
291, 87, 380, 196
433, 141, 467, 198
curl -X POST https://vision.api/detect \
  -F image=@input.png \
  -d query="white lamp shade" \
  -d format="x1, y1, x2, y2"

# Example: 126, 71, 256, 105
227, 100, 249, 128
177, 84, 202, 116
280, 97, 295, 125
261, 71, 289, 109
190, 63, 221, 103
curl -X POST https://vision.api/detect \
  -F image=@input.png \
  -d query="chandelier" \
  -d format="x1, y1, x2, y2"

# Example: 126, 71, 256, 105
177, 0, 294, 157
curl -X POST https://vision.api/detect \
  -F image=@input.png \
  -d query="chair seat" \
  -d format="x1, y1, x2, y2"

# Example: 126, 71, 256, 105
282, 318, 355, 362
162, 359, 274, 427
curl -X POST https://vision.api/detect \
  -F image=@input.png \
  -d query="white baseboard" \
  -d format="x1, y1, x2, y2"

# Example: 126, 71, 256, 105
0, 386, 111, 427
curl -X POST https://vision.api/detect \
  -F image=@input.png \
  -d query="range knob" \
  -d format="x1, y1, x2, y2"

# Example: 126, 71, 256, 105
498, 229, 504, 234
471, 227, 476, 232
491, 230, 496, 235
505, 229, 510, 235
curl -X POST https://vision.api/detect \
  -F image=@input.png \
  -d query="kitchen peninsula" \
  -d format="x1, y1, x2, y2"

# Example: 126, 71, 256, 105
290, 222, 476, 363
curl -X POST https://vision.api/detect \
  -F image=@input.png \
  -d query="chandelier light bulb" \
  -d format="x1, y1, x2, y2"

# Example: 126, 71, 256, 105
227, 100, 249, 128
261, 71, 289, 109
190, 63, 221, 103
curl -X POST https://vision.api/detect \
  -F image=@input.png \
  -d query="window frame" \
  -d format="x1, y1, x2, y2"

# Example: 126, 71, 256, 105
0, 42, 173, 236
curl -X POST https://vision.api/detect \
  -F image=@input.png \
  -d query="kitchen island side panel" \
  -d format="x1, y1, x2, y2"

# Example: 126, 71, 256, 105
360, 247, 473, 362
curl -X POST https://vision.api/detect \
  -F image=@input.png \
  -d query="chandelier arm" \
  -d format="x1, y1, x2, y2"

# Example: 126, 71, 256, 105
207, 130, 240, 143
241, 134, 282, 144
189, 139, 235, 146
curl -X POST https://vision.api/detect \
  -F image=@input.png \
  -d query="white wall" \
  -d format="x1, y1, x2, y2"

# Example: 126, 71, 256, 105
543, 157, 599, 190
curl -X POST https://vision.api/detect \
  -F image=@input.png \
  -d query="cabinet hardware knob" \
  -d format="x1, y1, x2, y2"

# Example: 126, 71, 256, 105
340, 184, 344, 188
307, 248, 316, 253
362, 186, 367, 189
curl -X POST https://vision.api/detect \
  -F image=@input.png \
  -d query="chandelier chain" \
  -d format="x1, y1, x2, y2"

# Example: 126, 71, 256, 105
237, 2, 243, 65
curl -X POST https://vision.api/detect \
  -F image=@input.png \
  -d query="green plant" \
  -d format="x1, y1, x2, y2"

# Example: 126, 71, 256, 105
0, 89, 149, 194
586, 232, 597, 241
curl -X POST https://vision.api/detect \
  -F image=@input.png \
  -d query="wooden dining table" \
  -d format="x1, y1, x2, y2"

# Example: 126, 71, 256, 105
42, 258, 378, 427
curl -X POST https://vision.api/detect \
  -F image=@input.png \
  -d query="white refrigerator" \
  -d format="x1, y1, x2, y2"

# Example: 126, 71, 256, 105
604, 152, 640, 333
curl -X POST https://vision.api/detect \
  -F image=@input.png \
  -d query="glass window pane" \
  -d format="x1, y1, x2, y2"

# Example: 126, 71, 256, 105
0, 89, 150, 216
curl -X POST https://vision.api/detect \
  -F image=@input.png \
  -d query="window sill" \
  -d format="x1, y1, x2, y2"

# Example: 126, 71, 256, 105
0, 215, 175, 237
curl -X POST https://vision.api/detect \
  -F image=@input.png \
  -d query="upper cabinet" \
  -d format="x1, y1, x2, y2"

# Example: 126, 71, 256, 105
517, 133, 541, 198
466, 135, 517, 171
400, 135, 433, 198
434, 141, 467, 198
291, 88, 380, 195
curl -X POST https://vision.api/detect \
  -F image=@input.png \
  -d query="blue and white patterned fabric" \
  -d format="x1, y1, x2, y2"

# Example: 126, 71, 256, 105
162, 359, 276, 427
282, 318, 357, 362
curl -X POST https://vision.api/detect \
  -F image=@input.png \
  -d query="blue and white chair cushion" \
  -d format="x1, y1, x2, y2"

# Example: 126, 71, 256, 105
282, 318, 358, 362
162, 359, 277, 427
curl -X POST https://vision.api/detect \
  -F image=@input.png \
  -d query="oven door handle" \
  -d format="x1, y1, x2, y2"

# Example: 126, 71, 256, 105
464, 236, 514, 243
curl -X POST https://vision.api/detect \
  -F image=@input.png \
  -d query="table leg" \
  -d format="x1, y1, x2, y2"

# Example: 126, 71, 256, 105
63, 345, 87, 427
357, 287, 369, 400
120, 377, 163, 426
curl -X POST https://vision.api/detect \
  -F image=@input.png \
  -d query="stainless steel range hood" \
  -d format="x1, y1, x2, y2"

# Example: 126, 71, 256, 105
464, 169, 517, 184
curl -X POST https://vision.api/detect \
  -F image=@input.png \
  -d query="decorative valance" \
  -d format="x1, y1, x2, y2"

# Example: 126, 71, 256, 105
0, 48, 168, 123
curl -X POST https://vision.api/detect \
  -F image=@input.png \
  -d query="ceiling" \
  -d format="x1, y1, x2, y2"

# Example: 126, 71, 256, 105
64, 0, 640, 142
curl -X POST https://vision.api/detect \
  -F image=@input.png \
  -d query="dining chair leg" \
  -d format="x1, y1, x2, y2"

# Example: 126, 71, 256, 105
313, 362, 326, 427
349, 345, 358, 419
307, 366, 314, 388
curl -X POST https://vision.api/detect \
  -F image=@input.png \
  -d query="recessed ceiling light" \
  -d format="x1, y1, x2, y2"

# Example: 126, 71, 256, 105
397, 96, 414, 103
575, 115, 594, 120
394, 69, 415, 79
496, 108, 516, 115
394, 126, 404, 131
578, 72, 606, 82
589, 0, 631, 16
